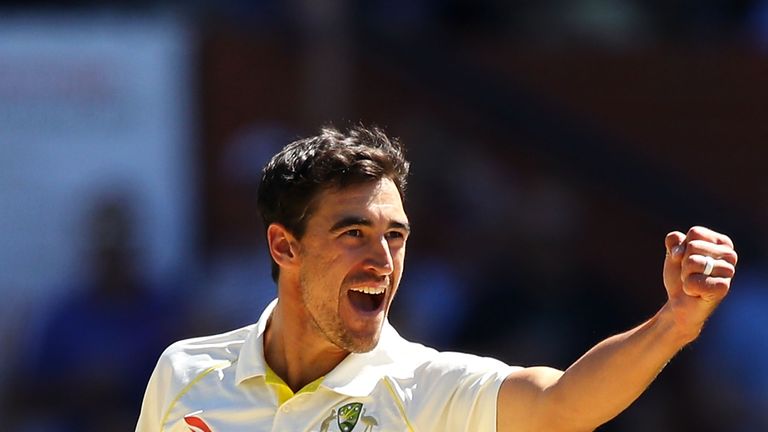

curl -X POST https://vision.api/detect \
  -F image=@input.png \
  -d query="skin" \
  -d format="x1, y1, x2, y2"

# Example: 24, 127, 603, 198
497, 226, 737, 431
264, 178, 409, 391
264, 176, 737, 430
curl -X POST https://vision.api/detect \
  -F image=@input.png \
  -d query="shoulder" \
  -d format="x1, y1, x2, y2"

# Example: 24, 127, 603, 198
157, 324, 256, 384
137, 325, 258, 431
413, 349, 519, 393
385, 328, 519, 382
382, 333, 521, 431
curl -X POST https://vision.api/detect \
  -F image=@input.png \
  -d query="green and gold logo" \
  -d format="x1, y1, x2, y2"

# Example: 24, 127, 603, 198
337, 402, 363, 431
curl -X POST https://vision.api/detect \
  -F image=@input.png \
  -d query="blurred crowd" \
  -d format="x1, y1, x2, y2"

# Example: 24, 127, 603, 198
1, 1, 767, 431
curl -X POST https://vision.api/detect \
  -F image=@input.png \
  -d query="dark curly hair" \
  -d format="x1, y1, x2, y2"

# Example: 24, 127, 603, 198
257, 125, 410, 282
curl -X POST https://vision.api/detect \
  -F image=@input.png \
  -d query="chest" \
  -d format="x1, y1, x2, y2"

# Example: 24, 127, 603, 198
163, 375, 411, 432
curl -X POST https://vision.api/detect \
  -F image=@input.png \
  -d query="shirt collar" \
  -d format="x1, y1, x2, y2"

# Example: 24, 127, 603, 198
234, 298, 276, 385
235, 299, 412, 397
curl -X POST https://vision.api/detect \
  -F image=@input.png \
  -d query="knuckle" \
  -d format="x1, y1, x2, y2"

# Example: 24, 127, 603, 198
712, 280, 731, 295
666, 230, 684, 241
684, 255, 700, 267
687, 239, 707, 251
688, 226, 706, 237
718, 261, 735, 278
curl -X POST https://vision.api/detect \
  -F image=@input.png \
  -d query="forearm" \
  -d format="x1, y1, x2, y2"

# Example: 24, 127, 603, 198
542, 302, 695, 430
500, 227, 734, 432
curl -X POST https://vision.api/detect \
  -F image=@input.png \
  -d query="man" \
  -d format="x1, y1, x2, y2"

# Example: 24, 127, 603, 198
136, 125, 737, 431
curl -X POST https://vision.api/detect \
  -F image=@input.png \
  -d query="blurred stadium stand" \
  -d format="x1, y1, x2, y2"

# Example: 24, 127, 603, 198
0, 1, 766, 430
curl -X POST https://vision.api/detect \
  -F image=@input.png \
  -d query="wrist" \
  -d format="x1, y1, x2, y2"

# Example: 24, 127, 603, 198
656, 301, 704, 346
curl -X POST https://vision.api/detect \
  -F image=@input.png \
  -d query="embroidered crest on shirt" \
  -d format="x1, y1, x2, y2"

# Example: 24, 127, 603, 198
337, 402, 363, 431
327, 402, 380, 431
319, 409, 337, 432
184, 412, 213, 432
357, 407, 380, 431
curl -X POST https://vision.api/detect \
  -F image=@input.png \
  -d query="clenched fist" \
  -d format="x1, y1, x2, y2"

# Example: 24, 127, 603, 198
663, 226, 737, 342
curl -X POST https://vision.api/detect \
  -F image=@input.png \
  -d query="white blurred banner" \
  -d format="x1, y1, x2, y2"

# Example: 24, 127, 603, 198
0, 14, 195, 302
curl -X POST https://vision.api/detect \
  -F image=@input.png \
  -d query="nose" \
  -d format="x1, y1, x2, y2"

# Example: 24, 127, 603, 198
365, 236, 394, 276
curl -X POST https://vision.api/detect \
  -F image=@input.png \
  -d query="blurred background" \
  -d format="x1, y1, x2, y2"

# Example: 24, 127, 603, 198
0, 1, 767, 431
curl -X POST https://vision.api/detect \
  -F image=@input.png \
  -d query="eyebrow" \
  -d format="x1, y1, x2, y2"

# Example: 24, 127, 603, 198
329, 216, 411, 234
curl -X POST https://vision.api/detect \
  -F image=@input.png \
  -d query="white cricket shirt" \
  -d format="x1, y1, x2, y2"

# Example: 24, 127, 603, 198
136, 300, 519, 431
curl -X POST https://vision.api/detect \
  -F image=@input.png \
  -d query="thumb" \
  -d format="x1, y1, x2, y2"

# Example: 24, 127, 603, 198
663, 231, 686, 294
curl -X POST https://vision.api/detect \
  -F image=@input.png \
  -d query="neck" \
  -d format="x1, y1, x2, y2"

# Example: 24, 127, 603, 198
264, 295, 349, 392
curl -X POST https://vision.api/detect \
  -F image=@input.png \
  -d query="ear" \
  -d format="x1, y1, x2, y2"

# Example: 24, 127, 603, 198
267, 223, 300, 271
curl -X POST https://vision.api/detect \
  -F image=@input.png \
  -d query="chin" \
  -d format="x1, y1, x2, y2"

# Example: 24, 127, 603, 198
342, 330, 382, 354
347, 341, 378, 354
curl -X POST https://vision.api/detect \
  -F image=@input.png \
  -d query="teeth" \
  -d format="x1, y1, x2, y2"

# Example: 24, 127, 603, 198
349, 286, 385, 295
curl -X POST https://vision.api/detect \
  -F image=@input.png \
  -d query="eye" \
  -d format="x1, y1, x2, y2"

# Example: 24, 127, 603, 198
344, 229, 363, 238
385, 231, 405, 240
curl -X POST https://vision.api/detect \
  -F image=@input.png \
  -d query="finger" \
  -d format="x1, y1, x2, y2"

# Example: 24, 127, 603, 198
665, 231, 686, 261
663, 231, 686, 293
681, 254, 736, 279
682, 274, 731, 302
685, 226, 735, 248
684, 240, 738, 266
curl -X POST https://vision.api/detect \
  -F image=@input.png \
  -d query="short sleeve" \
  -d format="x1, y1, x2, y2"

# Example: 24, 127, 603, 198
135, 346, 183, 432
406, 352, 520, 431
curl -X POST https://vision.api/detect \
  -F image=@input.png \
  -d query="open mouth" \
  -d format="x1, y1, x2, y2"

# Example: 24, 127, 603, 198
347, 287, 386, 313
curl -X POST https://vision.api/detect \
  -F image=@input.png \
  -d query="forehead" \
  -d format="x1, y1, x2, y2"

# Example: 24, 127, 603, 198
310, 178, 406, 222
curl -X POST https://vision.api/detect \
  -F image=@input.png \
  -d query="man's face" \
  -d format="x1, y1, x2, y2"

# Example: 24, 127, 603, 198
296, 177, 410, 353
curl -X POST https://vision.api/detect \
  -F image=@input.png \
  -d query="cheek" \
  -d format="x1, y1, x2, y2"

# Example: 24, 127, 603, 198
308, 249, 353, 286
391, 249, 406, 283
303, 240, 340, 268
394, 245, 406, 268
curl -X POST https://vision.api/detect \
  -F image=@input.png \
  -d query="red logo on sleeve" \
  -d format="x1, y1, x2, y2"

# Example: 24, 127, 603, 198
184, 414, 213, 432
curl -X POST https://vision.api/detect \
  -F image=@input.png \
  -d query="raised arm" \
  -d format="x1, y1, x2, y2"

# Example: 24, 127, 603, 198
496, 226, 737, 432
